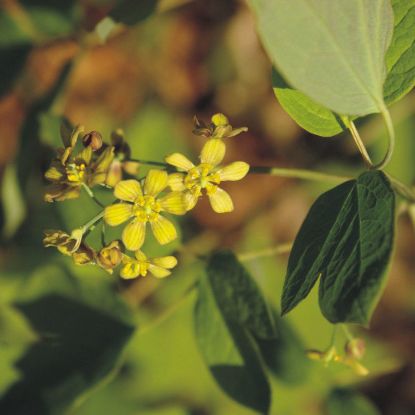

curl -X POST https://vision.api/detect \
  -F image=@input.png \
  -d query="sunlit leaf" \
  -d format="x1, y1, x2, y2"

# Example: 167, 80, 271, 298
383, 0, 415, 104
249, 0, 394, 116
272, 68, 348, 137
281, 171, 395, 325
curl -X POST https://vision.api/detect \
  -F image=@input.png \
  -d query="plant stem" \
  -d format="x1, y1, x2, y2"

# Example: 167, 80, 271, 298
238, 242, 292, 262
374, 107, 395, 170
249, 166, 350, 183
386, 174, 415, 204
81, 183, 104, 207
349, 121, 373, 168
81, 211, 105, 233
341, 324, 354, 342
128, 158, 169, 168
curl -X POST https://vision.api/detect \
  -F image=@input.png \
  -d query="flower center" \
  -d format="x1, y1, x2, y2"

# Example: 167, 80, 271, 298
137, 260, 150, 277
66, 162, 86, 183
133, 195, 161, 221
185, 163, 220, 193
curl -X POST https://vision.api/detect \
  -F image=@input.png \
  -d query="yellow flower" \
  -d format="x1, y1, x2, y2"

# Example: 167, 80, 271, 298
104, 170, 186, 250
165, 139, 249, 213
120, 250, 177, 279
193, 113, 248, 139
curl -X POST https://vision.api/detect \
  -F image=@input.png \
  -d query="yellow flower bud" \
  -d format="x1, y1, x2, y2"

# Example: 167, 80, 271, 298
211, 113, 229, 127
83, 131, 103, 151
97, 240, 123, 273
72, 244, 96, 265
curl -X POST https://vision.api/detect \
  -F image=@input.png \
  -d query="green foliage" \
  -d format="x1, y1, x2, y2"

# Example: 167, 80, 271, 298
272, 69, 348, 137
110, 0, 157, 26
0, 265, 135, 415
383, 0, 415, 104
248, 0, 393, 116
281, 171, 395, 325
255, 309, 310, 385
326, 388, 380, 415
194, 251, 273, 413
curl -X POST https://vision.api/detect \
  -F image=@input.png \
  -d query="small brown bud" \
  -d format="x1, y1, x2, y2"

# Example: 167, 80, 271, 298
97, 240, 123, 272
83, 131, 103, 151
345, 338, 366, 360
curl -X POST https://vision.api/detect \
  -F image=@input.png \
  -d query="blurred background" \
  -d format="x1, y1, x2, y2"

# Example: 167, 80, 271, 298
0, 0, 415, 414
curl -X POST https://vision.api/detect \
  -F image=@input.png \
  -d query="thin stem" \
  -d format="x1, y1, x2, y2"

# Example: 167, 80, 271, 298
128, 158, 169, 168
81, 183, 104, 207
374, 107, 395, 170
328, 325, 338, 350
81, 211, 104, 233
249, 166, 350, 183
341, 324, 354, 342
349, 121, 373, 168
238, 242, 292, 262
101, 222, 107, 246
387, 174, 415, 204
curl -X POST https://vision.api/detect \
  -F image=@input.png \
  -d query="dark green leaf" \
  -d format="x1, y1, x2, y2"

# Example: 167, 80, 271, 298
0, 265, 135, 415
194, 272, 271, 414
110, 0, 157, 26
248, 0, 393, 116
272, 68, 348, 137
326, 388, 380, 415
281, 171, 395, 325
256, 308, 310, 385
383, 0, 415, 105
206, 250, 276, 339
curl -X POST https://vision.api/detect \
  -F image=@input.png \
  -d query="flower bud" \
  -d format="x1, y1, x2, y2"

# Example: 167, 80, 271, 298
83, 131, 103, 151
211, 113, 229, 127
345, 338, 366, 360
97, 240, 123, 273
72, 244, 96, 265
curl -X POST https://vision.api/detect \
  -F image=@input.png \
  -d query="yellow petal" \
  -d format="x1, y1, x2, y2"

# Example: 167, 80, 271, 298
120, 258, 140, 279
159, 191, 187, 215
76, 146, 92, 165
114, 179, 142, 202
217, 161, 249, 181
122, 220, 146, 251
184, 191, 199, 211
152, 256, 177, 269
144, 169, 168, 196
150, 215, 177, 245
134, 250, 147, 261
104, 203, 133, 226
168, 173, 186, 191
45, 165, 64, 182
148, 264, 172, 278
208, 187, 234, 213
200, 139, 225, 166
165, 153, 194, 171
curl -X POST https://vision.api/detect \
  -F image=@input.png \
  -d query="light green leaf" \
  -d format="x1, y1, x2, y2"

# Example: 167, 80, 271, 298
383, 0, 415, 104
272, 68, 348, 137
206, 250, 276, 339
0, 265, 135, 414
281, 171, 395, 325
326, 388, 380, 415
194, 271, 271, 414
249, 0, 394, 116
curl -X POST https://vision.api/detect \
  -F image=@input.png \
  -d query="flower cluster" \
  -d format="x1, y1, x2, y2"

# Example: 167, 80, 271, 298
43, 114, 249, 279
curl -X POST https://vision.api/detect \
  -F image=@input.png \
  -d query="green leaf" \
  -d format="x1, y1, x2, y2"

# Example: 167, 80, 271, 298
206, 250, 276, 339
255, 308, 310, 385
281, 171, 395, 325
0, 265, 135, 414
383, 0, 415, 105
110, 0, 157, 26
249, 0, 394, 116
194, 271, 271, 414
326, 388, 380, 415
272, 68, 348, 137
